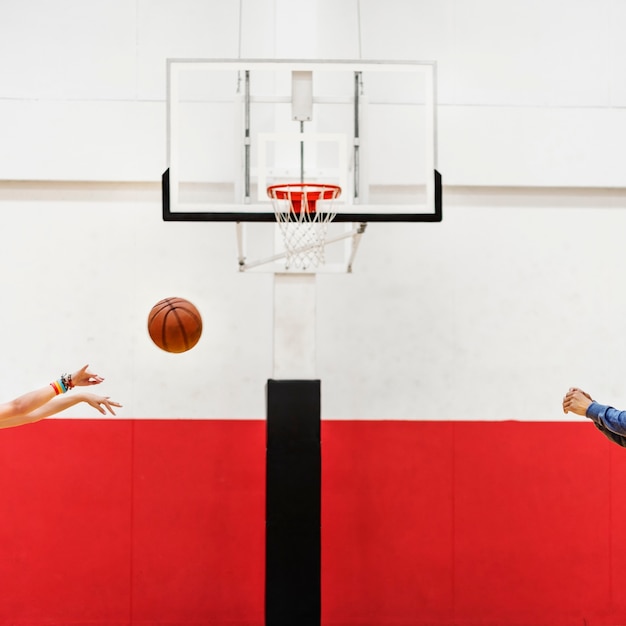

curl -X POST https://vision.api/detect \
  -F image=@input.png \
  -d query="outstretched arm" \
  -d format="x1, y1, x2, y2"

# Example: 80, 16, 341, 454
0, 365, 117, 429
563, 386, 626, 437
0, 392, 122, 430
586, 403, 626, 436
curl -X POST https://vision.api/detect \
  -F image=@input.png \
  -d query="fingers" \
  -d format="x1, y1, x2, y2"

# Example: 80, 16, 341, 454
567, 387, 592, 398
562, 387, 594, 417
102, 398, 122, 416
87, 395, 122, 416
98, 398, 122, 416
83, 365, 104, 386
564, 388, 587, 400
73, 365, 105, 386
562, 388, 580, 413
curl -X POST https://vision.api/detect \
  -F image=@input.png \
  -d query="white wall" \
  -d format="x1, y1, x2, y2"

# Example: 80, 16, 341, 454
2, 0, 625, 186
0, 0, 624, 421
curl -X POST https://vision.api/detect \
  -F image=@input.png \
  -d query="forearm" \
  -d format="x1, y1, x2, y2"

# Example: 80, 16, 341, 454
0, 373, 75, 427
587, 402, 626, 436
23, 393, 85, 420
0, 413, 44, 430
0, 385, 58, 421
0, 393, 91, 430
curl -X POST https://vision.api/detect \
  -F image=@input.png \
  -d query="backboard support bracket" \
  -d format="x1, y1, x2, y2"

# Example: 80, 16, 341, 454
235, 220, 368, 273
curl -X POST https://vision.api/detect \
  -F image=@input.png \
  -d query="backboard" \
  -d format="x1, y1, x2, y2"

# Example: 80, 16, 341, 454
162, 59, 442, 224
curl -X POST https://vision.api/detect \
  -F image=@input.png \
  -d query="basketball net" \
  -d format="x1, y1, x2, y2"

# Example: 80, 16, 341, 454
267, 183, 342, 270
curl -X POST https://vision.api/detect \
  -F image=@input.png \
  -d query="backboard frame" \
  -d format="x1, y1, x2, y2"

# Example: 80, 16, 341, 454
162, 58, 442, 224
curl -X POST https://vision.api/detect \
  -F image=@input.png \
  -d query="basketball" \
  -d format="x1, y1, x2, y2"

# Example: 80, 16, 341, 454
148, 297, 203, 353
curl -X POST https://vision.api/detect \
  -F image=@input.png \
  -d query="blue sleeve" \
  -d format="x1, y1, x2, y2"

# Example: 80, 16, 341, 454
587, 401, 626, 436
593, 421, 626, 448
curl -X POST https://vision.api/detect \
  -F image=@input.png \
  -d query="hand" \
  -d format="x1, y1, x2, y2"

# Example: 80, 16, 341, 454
562, 387, 593, 416
70, 365, 104, 387
81, 393, 122, 416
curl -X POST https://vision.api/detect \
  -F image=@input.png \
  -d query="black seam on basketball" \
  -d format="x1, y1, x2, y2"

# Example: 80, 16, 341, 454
157, 301, 177, 351
170, 308, 190, 351
161, 308, 173, 351
149, 298, 176, 325
174, 307, 202, 328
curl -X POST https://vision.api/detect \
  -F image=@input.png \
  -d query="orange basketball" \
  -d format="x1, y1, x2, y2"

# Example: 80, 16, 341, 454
148, 297, 202, 353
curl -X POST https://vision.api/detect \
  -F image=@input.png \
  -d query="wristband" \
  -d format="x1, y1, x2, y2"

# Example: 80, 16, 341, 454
50, 379, 66, 395
50, 373, 73, 395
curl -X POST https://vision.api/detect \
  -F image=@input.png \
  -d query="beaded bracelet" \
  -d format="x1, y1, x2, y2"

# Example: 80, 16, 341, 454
50, 373, 74, 396
61, 373, 74, 390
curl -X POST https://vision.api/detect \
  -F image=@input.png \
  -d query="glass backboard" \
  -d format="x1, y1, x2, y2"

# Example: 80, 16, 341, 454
162, 59, 442, 224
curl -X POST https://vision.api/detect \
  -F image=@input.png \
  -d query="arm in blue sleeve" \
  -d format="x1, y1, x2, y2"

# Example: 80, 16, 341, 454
593, 421, 626, 447
587, 401, 626, 436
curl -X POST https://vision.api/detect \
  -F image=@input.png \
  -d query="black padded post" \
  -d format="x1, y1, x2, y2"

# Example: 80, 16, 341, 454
265, 379, 321, 626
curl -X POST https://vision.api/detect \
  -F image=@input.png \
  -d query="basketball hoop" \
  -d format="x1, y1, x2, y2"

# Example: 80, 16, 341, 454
267, 183, 342, 270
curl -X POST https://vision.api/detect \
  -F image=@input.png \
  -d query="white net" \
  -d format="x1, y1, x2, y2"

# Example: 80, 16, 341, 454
268, 184, 341, 270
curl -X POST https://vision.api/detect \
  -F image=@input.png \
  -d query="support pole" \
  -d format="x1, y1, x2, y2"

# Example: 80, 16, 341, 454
244, 70, 251, 203
265, 379, 321, 626
273, 273, 316, 379
354, 71, 361, 202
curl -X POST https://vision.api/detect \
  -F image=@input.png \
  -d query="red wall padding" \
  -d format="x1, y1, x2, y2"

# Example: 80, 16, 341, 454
322, 421, 626, 626
0, 419, 624, 625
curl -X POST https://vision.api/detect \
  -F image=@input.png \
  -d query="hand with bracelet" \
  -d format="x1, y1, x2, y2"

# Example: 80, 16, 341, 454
0, 364, 122, 429
51, 364, 105, 394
